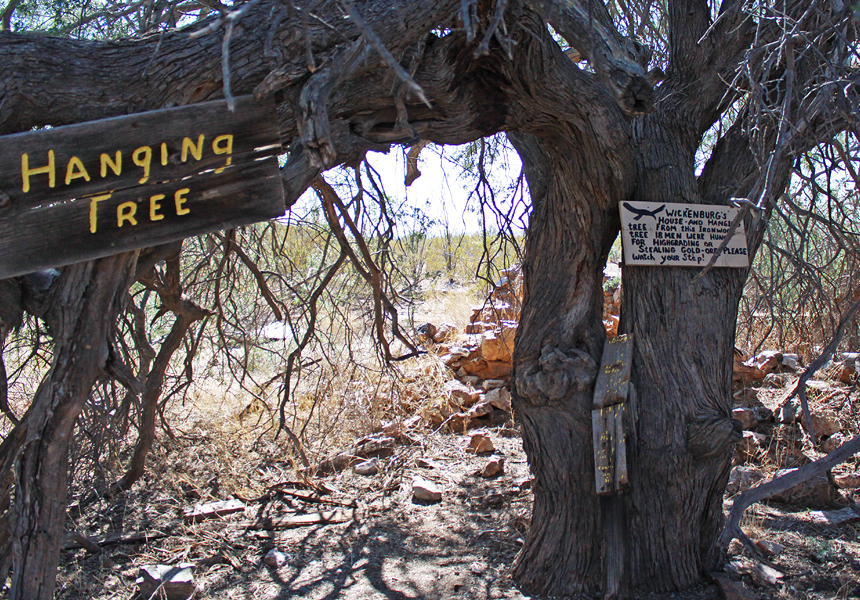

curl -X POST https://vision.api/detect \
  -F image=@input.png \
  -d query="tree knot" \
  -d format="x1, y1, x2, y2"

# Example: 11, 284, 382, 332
686, 413, 743, 461
516, 345, 597, 405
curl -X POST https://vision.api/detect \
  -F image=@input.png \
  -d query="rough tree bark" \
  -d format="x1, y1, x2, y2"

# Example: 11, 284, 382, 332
0, 0, 854, 597
0, 254, 137, 600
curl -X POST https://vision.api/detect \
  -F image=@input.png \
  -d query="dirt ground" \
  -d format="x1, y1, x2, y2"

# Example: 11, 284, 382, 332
57, 408, 860, 600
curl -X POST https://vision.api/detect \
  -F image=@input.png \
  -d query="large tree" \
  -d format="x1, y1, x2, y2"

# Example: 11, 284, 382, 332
0, 0, 857, 598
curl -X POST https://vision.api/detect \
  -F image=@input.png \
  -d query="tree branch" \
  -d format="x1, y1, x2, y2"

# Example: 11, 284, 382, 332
524, 0, 655, 115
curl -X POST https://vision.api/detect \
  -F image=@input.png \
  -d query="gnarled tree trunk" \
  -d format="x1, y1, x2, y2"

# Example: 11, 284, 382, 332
0, 254, 136, 600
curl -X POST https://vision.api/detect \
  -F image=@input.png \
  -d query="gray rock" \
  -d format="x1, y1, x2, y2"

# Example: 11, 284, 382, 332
781, 353, 799, 370
353, 458, 380, 476
485, 388, 512, 412
264, 549, 288, 567
482, 379, 506, 391
726, 465, 765, 495
770, 468, 838, 508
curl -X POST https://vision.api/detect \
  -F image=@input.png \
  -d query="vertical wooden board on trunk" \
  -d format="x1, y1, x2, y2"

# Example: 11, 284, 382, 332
592, 334, 633, 409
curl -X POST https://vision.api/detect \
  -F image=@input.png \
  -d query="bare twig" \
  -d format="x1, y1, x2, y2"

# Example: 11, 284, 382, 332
341, 0, 431, 108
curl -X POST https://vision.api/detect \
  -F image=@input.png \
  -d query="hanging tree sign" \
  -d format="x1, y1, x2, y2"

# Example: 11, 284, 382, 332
619, 201, 749, 268
0, 95, 285, 279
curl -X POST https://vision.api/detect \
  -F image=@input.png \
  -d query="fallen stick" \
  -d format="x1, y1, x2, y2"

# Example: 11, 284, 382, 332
62, 528, 170, 551
243, 509, 358, 530
719, 434, 860, 558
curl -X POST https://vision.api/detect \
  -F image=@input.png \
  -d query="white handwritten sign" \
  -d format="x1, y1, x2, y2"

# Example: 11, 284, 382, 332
619, 201, 749, 267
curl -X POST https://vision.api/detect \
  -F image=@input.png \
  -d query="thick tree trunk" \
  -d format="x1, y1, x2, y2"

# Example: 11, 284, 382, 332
619, 116, 747, 589
1, 253, 136, 600
509, 124, 633, 595
510, 116, 748, 595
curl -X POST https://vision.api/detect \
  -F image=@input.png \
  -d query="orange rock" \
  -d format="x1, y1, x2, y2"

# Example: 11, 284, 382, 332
466, 433, 495, 454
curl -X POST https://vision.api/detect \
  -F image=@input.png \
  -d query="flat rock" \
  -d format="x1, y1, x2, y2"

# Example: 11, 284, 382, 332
820, 432, 846, 454
755, 540, 784, 557
752, 563, 784, 587
462, 358, 512, 380
808, 506, 860, 526
412, 477, 443, 503
712, 573, 760, 600
810, 413, 841, 438
353, 459, 380, 476
482, 379, 506, 391
416, 457, 445, 469
733, 362, 766, 381
136, 563, 195, 600
466, 433, 495, 454
468, 401, 494, 418
485, 387, 512, 412
834, 473, 860, 489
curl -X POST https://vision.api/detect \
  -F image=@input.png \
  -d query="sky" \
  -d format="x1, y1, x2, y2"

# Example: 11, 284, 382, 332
291, 139, 528, 237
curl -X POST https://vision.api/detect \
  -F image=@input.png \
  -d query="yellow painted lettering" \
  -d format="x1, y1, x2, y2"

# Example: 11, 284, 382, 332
21, 150, 56, 192
100, 151, 122, 177
64, 156, 91, 185
88, 193, 111, 233
181, 135, 204, 162
117, 201, 138, 227
132, 146, 152, 184
149, 194, 165, 221
212, 134, 233, 173
174, 188, 190, 216
160, 143, 168, 166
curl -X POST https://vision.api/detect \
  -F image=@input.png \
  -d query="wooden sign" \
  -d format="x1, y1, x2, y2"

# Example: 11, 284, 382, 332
0, 95, 285, 278
619, 201, 749, 267
592, 334, 633, 496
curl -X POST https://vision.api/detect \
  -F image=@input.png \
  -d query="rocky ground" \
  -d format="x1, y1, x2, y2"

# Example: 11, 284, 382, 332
56, 269, 860, 600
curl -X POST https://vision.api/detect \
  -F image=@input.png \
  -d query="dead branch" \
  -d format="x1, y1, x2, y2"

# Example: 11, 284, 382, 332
719, 434, 860, 557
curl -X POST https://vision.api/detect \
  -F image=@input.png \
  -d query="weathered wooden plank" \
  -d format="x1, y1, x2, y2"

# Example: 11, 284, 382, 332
613, 403, 629, 492
0, 95, 281, 213
592, 334, 633, 409
601, 494, 629, 600
592, 406, 616, 495
183, 499, 246, 523
245, 509, 358, 530
0, 156, 284, 278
